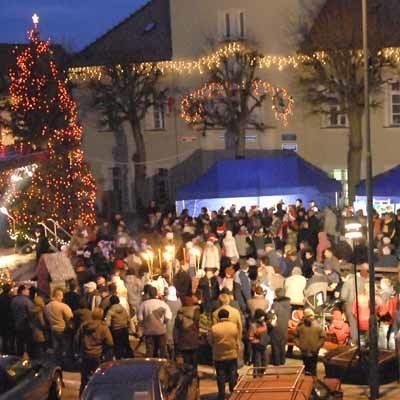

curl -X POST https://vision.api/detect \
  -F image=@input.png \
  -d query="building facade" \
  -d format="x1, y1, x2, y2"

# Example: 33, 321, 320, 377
30, 1, 400, 213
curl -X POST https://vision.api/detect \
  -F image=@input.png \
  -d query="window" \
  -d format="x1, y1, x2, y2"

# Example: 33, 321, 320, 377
225, 13, 231, 38
281, 133, 297, 141
325, 104, 347, 127
153, 103, 165, 130
145, 103, 165, 131
219, 9, 246, 40
239, 12, 245, 38
389, 81, 400, 125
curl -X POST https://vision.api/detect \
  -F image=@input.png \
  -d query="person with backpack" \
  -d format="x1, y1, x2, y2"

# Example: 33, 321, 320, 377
248, 308, 270, 376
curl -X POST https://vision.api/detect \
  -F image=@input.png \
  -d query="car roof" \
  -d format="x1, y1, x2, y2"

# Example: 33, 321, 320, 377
90, 358, 167, 383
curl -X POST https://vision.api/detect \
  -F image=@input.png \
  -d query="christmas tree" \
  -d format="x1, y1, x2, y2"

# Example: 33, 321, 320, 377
0, 14, 96, 240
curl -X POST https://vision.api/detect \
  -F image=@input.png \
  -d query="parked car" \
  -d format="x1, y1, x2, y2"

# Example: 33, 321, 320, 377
81, 358, 199, 400
0, 355, 62, 400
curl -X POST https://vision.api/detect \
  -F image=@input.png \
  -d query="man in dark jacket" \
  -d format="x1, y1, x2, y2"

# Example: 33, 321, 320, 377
174, 296, 201, 374
173, 263, 192, 299
270, 288, 291, 365
78, 307, 113, 395
11, 285, 34, 356
0, 284, 14, 354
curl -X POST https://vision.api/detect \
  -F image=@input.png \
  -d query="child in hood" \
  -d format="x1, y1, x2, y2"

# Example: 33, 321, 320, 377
327, 310, 350, 346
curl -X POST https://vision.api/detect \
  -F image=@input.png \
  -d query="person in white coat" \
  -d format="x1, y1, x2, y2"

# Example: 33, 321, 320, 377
223, 230, 240, 259
201, 240, 220, 272
284, 267, 307, 307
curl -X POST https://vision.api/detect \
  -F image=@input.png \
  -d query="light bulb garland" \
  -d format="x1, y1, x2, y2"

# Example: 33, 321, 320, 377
181, 80, 294, 127
68, 41, 400, 81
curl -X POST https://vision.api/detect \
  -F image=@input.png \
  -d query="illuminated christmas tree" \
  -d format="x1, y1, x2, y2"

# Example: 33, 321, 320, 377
0, 14, 96, 240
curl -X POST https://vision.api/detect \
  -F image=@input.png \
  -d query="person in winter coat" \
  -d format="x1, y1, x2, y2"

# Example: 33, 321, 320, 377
301, 248, 315, 279
0, 284, 14, 355
111, 274, 129, 314
165, 286, 182, 359
294, 308, 326, 375
173, 263, 192, 299
223, 230, 240, 259
323, 206, 338, 242
284, 267, 306, 307
270, 288, 291, 365
208, 309, 240, 400
125, 272, 145, 316
212, 293, 243, 338
327, 310, 350, 346
201, 240, 220, 271
376, 278, 397, 349
174, 296, 201, 374
235, 226, 251, 259
247, 286, 269, 318
44, 287, 74, 363
137, 286, 172, 358
316, 231, 331, 262
30, 295, 48, 358
105, 295, 132, 359
234, 262, 252, 313
11, 284, 34, 356
248, 309, 270, 376
352, 289, 370, 335
78, 307, 113, 395
198, 267, 220, 314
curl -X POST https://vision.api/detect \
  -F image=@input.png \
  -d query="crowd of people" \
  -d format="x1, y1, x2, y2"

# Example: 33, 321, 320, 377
1, 198, 400, 399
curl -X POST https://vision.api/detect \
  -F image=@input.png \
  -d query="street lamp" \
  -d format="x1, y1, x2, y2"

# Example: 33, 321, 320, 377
362, 0, 379, 398
0, 206, 17, 252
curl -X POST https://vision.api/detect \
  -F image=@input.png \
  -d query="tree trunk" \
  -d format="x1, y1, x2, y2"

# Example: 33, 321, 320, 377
347, 110, 363, 204
235, 124, 246, 159
131, 122, 147, 214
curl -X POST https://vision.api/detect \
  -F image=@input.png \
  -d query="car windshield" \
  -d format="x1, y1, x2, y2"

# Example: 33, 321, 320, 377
84, 383, 153, 400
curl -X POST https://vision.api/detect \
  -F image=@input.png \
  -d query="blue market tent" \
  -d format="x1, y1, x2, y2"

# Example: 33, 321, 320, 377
357, 164, 400, 197
356, 165, 400, 213
176, 152, 342, 215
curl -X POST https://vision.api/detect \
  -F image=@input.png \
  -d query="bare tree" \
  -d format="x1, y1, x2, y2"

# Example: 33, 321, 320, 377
91, 63, 166, 210
296, 0, 400, 202
182, 49, 291, 159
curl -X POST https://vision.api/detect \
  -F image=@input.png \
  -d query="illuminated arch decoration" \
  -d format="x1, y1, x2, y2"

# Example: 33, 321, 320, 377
181, 79, 294, 128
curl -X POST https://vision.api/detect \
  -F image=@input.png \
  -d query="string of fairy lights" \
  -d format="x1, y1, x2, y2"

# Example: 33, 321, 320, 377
181, 80, 294, 127
0, 17, 97, 238
68, 42, 400, 82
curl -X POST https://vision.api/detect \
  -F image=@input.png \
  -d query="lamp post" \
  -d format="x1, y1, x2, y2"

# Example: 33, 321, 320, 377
361, 0, 379, 398
0, 207, 17, 252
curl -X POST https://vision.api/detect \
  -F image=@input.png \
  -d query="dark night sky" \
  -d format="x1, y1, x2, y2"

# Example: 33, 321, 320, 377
0, 0, 148, 51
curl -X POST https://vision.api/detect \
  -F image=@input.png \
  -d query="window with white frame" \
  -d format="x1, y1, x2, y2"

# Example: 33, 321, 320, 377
153, 103, 165, 130
219, 9, 246, 40
145, 103, 165, 131
389, 81, 400, 125
325, 103, 348, 127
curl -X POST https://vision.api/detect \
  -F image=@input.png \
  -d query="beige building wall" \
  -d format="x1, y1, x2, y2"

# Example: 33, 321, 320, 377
76, 0, 400, 212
